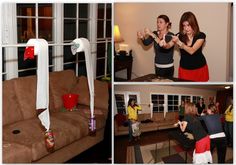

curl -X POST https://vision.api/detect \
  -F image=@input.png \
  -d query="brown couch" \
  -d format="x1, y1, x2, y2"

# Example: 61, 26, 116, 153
114, 112, 178, 136
3, 70, 109, 163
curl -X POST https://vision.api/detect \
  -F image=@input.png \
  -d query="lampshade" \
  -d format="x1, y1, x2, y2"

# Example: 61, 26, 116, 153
114, 25, 124, 43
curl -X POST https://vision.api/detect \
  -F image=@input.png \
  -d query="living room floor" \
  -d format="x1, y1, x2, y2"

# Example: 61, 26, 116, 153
114, 129, 233, 164
114, 129, 171, 163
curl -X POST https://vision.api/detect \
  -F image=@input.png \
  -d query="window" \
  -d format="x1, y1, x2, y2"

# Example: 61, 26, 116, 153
63, 4, 88, 76
181, 95, 191, 103
168, 95, 179, 112
96, 4, 112, 78
115, 94, 126, 114
151, 94, 164, 112
192, 96, 201, 104
63, 3, 111, 78
115, 92, 140, 114
150, 94, 203, 113
17, 3, 53, 77
2, 3, 111, 80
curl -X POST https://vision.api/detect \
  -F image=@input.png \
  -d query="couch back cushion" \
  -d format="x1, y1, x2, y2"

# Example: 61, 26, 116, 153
3, 79, 24, 126
13, 75, 37, 120
153, 112, 164, 121
165, 112, 178, 121
49, 70, 77, 112
71, 76, 109, 112
138, 113, 151, 121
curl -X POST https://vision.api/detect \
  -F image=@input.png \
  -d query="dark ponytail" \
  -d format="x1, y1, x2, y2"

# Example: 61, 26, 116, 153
157, 15, 171, 29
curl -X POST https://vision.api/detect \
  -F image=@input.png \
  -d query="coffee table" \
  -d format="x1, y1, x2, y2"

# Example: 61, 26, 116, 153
130, 74, 190, 82
168, 130, 195, 163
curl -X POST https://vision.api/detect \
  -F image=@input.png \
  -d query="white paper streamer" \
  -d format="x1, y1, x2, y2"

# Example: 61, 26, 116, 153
71, 38, 95, 118
164, 103, 167, 119
150, 103, 153, 118
26, 39, 50, 131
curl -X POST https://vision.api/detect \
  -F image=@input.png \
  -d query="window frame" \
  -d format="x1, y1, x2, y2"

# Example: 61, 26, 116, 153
150, 93, 165, 113
150, 93, 204, 113
114, 91, 141, 114
2, 3, 111, 80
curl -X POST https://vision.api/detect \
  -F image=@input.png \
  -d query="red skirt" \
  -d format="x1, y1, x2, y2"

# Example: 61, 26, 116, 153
193, 135, 212, 164
178, 64, 209, 82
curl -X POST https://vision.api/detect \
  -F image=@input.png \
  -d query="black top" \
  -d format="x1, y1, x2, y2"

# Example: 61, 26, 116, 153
179, 32, 207, 69
183, 115, 207, 141
142, 31, 174, 65
196, 103, 206, 114
199, 114, 224, 135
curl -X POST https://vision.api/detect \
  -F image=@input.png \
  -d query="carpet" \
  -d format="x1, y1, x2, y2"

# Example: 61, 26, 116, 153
127, 140, 234, 164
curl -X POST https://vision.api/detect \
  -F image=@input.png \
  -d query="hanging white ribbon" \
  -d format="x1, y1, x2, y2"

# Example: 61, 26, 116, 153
150, 103, 153, 118
164, 103, 167, 119
26, 39, 50, 131
71, 38, 95, 119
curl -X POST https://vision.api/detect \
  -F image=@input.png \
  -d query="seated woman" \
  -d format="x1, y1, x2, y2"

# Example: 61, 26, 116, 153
178, 102, 212, 164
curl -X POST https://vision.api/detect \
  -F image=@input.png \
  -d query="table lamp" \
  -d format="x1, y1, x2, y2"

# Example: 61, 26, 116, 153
114, 25, 124, 53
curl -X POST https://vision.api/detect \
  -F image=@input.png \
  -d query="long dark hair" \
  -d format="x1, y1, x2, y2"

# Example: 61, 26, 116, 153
179, 11, 200, 44
128, 98, 135, 107
157, 15, 172, 29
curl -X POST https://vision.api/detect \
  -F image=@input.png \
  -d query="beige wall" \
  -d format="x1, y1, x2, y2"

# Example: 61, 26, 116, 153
114, 3, 232, 81
114, 85, 217, 114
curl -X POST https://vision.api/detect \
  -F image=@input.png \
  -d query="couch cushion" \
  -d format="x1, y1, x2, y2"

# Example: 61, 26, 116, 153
3, 141, 32, 163
140, 122, 158, 130
52, 106, 106, 131
71, 76, 109, 112
51, 111, 89, 137
78, 104, 105, 116
138, 113, 151, 121
153, 112, 164, 122
77, 105, 107, 130
117, 125, 128, 132
13, 75, 37, 120
3, 79, 24, 126
53, 112, 107, 131
49, 70, 77, 112
3, 116, 82, 161
165, 112, 178, 121
114, 113, 127, 126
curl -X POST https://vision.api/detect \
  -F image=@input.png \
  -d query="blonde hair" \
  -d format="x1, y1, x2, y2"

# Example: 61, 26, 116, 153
185, 102, 197, 115
208, 104, 216, 114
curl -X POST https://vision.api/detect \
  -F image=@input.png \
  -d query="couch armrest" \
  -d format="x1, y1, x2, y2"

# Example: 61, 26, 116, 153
114, 119, 119, 135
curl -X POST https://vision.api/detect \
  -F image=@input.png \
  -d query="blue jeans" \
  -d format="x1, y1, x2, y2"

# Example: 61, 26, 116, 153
224, 121, 233, 146
128, 120, 133, 141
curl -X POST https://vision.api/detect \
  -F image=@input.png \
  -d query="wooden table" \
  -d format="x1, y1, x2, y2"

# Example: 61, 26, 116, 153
130, 74, 190, 82
168, 130, 195, 162
114, 55, 133, 81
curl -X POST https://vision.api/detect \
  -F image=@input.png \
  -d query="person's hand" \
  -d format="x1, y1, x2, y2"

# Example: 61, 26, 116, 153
174, 120, 181, 127
137, 31, 144, 39
178, 120, 182, 126
144, 27, 153, 36
172, 34, 183, 48
159, 39, 165, 47
172, 35, 179, 43
159, 34, 167, 47
174, 123, 179, 127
